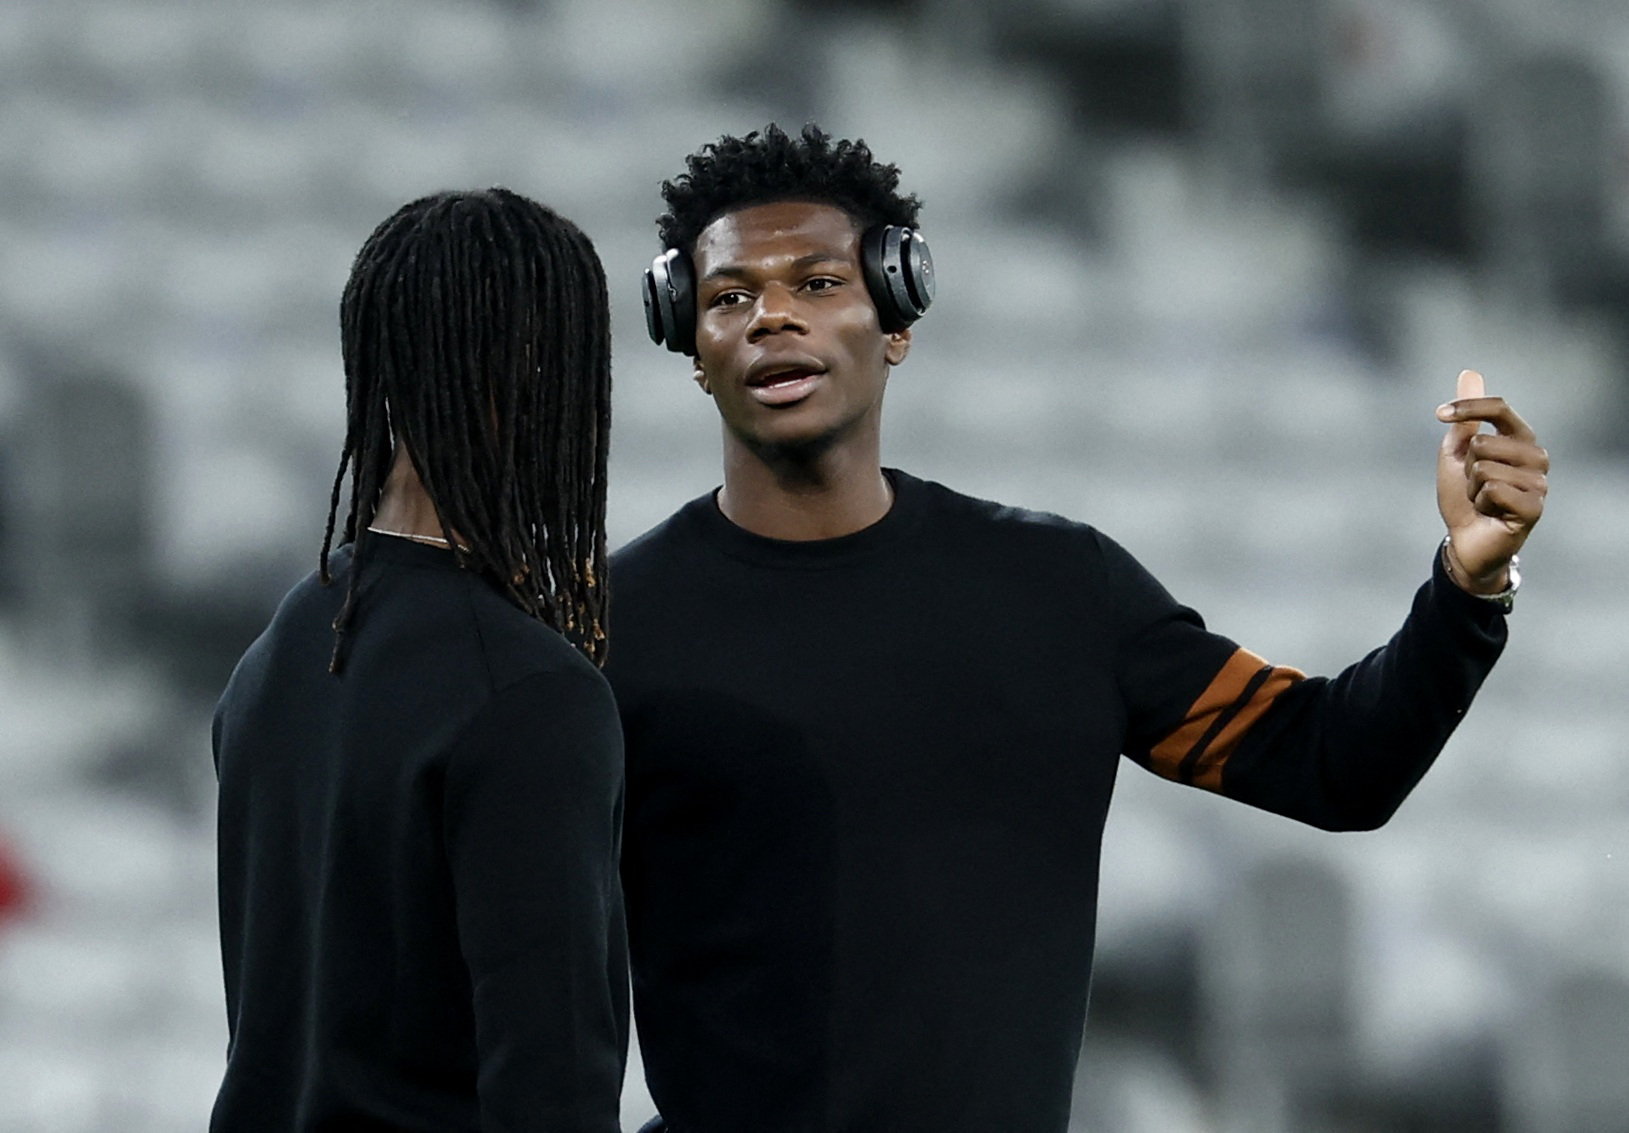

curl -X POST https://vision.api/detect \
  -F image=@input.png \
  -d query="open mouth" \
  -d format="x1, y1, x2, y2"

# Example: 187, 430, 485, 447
745, 363, 826, 406
747, 365, 824, 389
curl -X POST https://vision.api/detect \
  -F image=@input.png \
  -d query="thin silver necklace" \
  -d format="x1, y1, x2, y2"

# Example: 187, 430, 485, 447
367, 525, 452, 548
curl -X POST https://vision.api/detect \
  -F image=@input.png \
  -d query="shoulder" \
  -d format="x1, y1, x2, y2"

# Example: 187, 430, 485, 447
444, 599, 620, 779
609, 495, 711, 577
334, 543, 612, 717
440, 659, 623, 817
903, 472, 1178, 611
217, 563, 334, 700
457, 578, 611, 697
604, 496, 720, 627
907, 472, 1117, 564
468, 653, 618, 732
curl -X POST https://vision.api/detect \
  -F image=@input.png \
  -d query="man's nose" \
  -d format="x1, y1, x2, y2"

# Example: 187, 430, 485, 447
747, 283, 806, 340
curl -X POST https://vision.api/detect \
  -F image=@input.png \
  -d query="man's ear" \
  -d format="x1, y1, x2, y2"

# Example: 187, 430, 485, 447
885, 328, 912, 367
692, 358, 710, 395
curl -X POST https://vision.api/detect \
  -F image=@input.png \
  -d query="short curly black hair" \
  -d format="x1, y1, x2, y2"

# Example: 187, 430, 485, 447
657, 123, 922, 253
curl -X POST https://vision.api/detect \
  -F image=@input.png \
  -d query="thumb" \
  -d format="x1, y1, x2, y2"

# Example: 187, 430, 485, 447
1437, 368, 1484, 454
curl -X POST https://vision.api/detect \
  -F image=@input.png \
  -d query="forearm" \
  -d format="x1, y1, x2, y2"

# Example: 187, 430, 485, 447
467, 904, 628, 1133
1220, 548, 1507, 830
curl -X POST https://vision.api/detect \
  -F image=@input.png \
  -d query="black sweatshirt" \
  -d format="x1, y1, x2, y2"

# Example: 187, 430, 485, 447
212, 536, 627, 1133
605, 469, 1507, 1133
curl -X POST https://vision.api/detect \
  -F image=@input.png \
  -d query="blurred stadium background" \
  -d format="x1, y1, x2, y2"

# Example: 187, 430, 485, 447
1, 0, 1627, 1129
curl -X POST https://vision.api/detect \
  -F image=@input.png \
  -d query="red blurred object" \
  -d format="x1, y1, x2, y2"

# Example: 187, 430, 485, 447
0, 837, 31, 923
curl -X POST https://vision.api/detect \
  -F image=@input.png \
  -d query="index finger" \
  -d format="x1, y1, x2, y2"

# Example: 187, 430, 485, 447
1444, 396, 1537, 443
1457, 368, 1485, 401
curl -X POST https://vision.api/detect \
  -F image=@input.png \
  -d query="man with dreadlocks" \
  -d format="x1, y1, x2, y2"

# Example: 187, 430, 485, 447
211, 189, 625, 1132
605, 125, 1550, 1131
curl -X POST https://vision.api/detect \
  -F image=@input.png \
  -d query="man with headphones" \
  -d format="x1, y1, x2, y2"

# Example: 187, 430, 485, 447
607, 124, 1549, 1132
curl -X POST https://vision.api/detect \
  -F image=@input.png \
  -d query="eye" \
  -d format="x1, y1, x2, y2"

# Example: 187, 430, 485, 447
804, 277, 842, 293
709, 290, 749, 309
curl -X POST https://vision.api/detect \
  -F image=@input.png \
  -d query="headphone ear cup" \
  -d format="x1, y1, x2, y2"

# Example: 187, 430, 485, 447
861, 225, 934, 334
644, 248, 698, 356
899, 228, 935, 317
642, 262, 666, 346
861, 226, 896, 330
665, 249, 697, 357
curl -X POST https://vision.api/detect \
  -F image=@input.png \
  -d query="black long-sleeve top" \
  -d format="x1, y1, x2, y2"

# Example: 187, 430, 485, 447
605, 469, 1507, 1133
212, 535, 627, 1133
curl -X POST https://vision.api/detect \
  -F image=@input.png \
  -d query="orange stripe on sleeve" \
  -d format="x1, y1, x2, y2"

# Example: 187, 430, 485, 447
1185, 665, 1304, 791
1147, 647, 1306, 791
1147, 649, 1266, 779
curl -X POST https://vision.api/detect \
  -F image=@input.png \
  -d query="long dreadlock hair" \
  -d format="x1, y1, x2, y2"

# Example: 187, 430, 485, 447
320, 188, 612, 672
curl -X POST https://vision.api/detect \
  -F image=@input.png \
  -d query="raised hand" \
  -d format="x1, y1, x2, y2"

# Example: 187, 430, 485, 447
1435, 369, 1548, 594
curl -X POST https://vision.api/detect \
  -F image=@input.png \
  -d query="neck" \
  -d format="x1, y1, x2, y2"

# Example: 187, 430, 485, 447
370, 446, 453, 546
716, 427, 892, 541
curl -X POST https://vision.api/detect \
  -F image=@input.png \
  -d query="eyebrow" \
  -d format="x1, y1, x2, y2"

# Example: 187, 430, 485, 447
700, 251, 850, 284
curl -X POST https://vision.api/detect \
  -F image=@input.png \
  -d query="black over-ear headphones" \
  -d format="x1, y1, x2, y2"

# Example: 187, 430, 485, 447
642, 225, 935, 356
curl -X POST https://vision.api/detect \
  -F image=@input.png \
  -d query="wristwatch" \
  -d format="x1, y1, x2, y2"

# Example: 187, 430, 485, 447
1442, 535, 1520, 613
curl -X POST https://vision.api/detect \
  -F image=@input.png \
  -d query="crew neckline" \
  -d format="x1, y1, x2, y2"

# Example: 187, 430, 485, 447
684, 468, 925, 569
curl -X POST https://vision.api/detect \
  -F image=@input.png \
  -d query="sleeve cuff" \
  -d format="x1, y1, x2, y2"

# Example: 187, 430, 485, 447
1427, 541, 1511, 633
